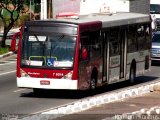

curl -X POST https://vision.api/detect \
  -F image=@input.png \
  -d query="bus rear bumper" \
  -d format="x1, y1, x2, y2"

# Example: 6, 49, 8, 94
17, 77, 78, 90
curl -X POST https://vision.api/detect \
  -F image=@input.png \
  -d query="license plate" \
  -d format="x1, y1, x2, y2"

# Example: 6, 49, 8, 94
40, 80, 50, 85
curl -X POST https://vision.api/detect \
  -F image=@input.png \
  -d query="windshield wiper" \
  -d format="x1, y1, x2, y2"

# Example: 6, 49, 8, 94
34, 35, 39, 41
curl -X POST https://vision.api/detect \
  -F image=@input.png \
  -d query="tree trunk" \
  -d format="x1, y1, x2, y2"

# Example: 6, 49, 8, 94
1, 34, 6, 48
1, 27, 10, 48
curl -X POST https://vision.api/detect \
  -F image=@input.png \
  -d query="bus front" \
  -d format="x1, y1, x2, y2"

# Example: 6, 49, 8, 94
17, 21, 79, 91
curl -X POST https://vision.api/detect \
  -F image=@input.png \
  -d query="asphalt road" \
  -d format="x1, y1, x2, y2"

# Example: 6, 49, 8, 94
0, 73, 77, 114
0, 55, 160, 116
0, 55, 84, 115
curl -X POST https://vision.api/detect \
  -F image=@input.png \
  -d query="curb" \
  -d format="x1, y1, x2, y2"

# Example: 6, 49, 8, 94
0, 51, 14, 59
19, 80, 160, 120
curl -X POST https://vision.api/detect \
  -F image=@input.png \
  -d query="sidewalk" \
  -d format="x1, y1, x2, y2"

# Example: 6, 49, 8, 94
0, 52, 17, 63
0, 51, 14, 60
55, 90, 160, 120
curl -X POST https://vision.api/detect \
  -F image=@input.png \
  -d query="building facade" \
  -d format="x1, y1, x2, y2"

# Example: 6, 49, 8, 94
40, 0, 150, 19
130, 0, 150, 14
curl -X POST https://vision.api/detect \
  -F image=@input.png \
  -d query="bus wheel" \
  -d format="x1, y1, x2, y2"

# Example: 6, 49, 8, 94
129, 67, 136, 84
90, 78, 96, 89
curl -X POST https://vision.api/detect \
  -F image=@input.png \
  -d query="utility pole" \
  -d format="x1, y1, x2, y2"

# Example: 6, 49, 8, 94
30, 0, 32, 20
48, 0, 52, 19
41, 0, 47, 19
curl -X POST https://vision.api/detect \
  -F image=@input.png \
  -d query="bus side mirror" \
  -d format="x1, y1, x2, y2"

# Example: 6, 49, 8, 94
10, 38, 16, 52
82, 48, 88, 60
10, 32, 20, 52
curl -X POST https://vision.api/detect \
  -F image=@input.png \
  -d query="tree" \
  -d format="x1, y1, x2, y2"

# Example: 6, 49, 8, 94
0, 0, 25, 48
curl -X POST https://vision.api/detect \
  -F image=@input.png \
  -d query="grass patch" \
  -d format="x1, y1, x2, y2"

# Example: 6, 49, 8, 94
0, 46, 10, 55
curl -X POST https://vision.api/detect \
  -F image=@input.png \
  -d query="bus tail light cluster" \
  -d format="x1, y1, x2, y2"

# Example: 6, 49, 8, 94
62, 71, 73, 79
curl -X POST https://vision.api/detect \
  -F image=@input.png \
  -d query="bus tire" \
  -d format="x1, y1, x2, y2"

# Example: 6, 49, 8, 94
145, 56, 149, 70
90, 78, 96, 89
129, 66, 136, 84
90, 68, 98, 89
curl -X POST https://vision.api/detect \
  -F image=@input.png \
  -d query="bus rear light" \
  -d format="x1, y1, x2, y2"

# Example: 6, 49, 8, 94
40, 80, 50, 85
62, 71, 73, 79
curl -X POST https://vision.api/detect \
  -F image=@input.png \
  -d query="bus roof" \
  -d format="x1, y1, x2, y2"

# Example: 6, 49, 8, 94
29, 12, 150, 28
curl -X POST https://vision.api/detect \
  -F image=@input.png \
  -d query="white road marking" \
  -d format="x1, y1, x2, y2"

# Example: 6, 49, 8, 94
0, 70, 16, 76
32, 107, 58, 114
13, 89, 26, 93
0, 61, 16, 66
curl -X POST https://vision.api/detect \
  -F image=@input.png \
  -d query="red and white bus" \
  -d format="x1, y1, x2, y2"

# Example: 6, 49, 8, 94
16, 12, 151, 93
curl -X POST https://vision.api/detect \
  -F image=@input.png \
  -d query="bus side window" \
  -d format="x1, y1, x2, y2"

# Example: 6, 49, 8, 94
80, 33, 90, 60
127, 25, 137, 52
145, 25, 151, 49
137, 25, 146, 50
109, 28, 120, 56
80, 30, 101, 60
89, 31, 101, 58
138, 24, 151, 50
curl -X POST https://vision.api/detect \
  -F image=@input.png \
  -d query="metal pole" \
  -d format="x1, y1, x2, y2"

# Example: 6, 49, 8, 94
30, 0, 32, 20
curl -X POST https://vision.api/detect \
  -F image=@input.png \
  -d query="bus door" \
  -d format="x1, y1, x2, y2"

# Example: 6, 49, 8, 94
109, 27, 121, 83
119, 28, 127, 79
102, 31, 109, 83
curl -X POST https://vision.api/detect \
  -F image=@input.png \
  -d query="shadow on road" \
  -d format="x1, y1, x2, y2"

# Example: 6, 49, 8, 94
20, 76, 158, 99
151, 61, 160, 66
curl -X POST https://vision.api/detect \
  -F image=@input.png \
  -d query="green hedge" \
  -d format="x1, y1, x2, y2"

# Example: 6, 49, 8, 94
0, 46, 10, 54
